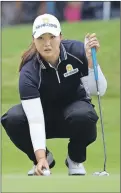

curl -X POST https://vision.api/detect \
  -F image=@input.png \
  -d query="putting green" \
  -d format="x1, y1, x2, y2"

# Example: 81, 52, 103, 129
2, 173, 120, 192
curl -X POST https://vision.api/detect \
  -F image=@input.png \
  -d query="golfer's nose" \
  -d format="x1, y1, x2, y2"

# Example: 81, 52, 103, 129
44, 39, 51, 46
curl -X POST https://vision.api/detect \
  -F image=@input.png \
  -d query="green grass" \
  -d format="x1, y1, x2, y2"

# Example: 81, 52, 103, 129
2, 19, 120, 192
2, 174, 120, 192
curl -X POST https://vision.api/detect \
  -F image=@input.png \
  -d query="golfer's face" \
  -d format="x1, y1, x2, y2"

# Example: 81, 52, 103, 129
34, 33, 61, 60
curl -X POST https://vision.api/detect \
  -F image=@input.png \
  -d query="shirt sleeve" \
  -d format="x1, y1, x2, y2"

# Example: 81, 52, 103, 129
19, 70, 40, 100
81, 65, 107, 96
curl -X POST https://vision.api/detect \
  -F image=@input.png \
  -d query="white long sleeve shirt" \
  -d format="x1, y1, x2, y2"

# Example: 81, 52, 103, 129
81, 65, 107, 96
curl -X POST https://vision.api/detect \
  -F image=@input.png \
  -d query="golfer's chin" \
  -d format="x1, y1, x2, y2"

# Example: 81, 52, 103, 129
43, 52, 54, 60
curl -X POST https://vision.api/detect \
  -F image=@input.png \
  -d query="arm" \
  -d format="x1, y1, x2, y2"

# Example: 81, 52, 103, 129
82, 33, 107, 96
81, 65, 107, 96
21, 98, 46, 161
19, 66, 46, 162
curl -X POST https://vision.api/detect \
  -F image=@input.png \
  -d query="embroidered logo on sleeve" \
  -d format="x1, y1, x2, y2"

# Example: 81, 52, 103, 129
64, 64, 79, 77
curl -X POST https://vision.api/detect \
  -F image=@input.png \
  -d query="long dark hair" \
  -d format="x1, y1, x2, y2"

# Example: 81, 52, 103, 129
19, 41, 37, 71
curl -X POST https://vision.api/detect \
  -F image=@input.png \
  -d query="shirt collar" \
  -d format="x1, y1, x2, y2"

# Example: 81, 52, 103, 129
36, 52, 47, 69
60, 43, 68, 61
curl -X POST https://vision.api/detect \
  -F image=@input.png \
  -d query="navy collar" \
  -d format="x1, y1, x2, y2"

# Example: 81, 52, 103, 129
60, 43, 68, 61
36, 53, 46, 69
36, 43, 67, 69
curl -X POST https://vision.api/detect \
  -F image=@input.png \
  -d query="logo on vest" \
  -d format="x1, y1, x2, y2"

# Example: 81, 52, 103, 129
64, 64, 79, 77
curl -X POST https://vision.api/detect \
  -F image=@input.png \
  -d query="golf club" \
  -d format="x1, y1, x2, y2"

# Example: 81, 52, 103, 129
91, 47, 109, 176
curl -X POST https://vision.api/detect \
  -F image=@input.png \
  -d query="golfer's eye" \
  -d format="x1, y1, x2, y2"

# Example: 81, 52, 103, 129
38, 36, 43, 40
51, 35, 56, 39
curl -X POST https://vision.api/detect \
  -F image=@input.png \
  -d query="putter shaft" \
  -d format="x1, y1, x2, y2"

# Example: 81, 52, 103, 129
96, 80, 107, 171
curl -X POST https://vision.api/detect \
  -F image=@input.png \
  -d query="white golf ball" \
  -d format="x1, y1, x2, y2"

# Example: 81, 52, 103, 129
42, 169, 51, 176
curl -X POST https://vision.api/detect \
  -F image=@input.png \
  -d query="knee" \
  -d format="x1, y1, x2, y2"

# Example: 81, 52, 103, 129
87, 125, 97, 145
1, 105, 26, 128
67, 109, 98, 125
86, 110, 99, 124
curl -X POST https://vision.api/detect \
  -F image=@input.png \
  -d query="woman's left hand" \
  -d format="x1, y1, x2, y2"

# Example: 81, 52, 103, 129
84, 33, 100, 68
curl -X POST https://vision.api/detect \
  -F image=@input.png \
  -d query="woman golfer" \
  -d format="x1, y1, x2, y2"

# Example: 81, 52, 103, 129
1, 14, 107, 176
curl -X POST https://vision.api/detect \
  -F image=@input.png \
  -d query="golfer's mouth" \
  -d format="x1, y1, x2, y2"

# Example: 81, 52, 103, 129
44, 49, 52, 52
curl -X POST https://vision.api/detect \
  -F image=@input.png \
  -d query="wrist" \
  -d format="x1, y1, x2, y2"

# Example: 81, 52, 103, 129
88, 58, 93, 68
35, 149, 46, 163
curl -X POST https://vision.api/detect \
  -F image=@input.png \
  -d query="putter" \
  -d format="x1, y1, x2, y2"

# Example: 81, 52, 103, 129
91, 47, 109, 176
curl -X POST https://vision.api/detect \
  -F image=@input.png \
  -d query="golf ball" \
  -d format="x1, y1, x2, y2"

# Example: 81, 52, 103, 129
42, 169, 51, 176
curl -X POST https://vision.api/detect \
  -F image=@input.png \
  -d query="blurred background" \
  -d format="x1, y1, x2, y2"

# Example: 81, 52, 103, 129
1, 1, 120, 26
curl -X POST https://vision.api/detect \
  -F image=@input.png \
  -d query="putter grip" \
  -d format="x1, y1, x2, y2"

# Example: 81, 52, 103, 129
91, 47, 98, 81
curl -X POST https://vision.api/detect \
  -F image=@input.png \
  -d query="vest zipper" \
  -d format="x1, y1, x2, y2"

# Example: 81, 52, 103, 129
55, 69, 61, 83
49, 59, 61, 84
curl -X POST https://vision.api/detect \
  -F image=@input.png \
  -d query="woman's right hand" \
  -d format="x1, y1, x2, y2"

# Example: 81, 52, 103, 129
35, 157, 50, 176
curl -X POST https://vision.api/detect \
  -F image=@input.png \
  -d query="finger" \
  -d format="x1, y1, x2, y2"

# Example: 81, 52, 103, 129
85, 33, 90, 38
89, 39, 98, 45
89, 33, 97, 39
89, 44, 99, 48
35, 167, 41, 176
89, 41, 99, 46
37, 163, 44, 175
45, 162, 49, 170
85, 41, 90, 48
38, 167, 44, 175
42, 161, 49, 170
89, 43, 100, 49
89, 41, 100, 46
89, 37, 97, 42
